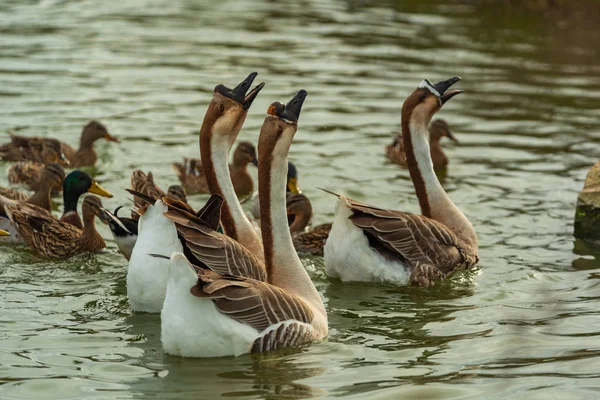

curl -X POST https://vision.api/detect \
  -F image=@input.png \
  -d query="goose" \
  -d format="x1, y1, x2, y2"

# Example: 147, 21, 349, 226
386, 118, 457, 169
198, 72, 265, 262
172, 141, 258, 196
123, 73, 265, 313
160, 89, 327, 357
324, 77, 479, 286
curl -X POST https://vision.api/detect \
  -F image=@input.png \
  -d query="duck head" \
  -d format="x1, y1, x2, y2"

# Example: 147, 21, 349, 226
232, 141, 258, 167
429, 119, 458, 143
81, 120, 120, 146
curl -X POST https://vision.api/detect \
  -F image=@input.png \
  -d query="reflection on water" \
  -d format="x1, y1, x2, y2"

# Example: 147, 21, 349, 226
0, 0, 599, 398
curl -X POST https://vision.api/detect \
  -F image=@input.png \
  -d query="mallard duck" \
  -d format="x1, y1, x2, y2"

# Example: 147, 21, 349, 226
98, 206, 138, 261
0, 163, 64, 211
286, 192, 332, 256
130, 169, 188, 217
0, 170, 112, 243
158, 89, 327, 357
172, 141, 258, 197
1, 121, 119, 167
7, 161, 62, 195
324, 77, 479, 286
5, 195, 106, 258
386, 118, 457, 169
197, 72, 266, 262
0, 134, 69, 165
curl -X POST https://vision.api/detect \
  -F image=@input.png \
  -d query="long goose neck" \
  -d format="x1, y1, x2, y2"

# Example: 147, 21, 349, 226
258, 127, 324, 314
199, 114, 264, 262
402, 118, 477, 248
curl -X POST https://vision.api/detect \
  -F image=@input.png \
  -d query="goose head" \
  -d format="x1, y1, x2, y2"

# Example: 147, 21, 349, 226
402, 77, 463, 129
205, 72, 265, 146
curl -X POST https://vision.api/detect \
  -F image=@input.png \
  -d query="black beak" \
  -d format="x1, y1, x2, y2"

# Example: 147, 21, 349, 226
433, 76, 463, 104
215, 72, 265, 110
280, 90, 308, 122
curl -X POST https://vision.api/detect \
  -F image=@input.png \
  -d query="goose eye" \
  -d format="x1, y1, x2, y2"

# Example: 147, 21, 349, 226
218, 104, 225, 113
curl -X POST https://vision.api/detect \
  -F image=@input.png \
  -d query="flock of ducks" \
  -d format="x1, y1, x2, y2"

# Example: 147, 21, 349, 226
0, 73, 479, 357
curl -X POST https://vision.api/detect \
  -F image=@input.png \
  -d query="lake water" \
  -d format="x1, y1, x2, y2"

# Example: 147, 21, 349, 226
1, 0, 599, 399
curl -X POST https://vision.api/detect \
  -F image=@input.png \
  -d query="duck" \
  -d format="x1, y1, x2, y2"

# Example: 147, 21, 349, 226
7, 161, 63, 195
0, 163, 65, 211
198, 72, 266, 262
122, 72, 265, 313
386, 118, 457, 169
5, 195, 106, 258
324, 77, 479, 286
0, 135, 69, 165
1, 121, 119, 168
0, 170, 112, 242
98, 206, 138, 261
159, 89, 327, 357
172, 141, 258, 196
130, 169, 188, 217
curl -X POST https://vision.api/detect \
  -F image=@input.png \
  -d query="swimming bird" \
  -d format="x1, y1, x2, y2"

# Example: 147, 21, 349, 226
172, 141, 258, 196
0, 136, 68, 165
0, 163, 64, 211
7, 161, 63, 195
0, 170, 112, 242
386, 118, 457, 169
160, 89, 327, 357
5, 195, 107, 258
98, 206, 138, 261
324, 77, 479, 286
123, 72, 264, 313
130, 169, 188, 217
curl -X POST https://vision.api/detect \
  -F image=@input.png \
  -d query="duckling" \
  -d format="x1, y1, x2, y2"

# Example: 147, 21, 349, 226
0, 163, 64, 211
385, 118, 457, 169
6, 195, 106, 258
0, 135, 68, 165
172, 141, 258, 196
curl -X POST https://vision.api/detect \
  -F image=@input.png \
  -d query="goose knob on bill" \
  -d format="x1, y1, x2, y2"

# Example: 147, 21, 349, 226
323, 77, 479, 286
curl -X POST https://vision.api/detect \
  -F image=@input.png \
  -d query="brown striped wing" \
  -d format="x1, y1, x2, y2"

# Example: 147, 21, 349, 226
346, 199, 465, 279
192, 269, 315, 352
6, 205, 82, 258
164, 206, 267, 282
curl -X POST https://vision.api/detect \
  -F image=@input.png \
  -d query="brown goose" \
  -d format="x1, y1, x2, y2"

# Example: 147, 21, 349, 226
197, 72, 265, 262
159, 89, 327, 357
0, 163, 64, 211
385, 118, 457, 169
324, 77, 479, 286
172, 141, 258, 196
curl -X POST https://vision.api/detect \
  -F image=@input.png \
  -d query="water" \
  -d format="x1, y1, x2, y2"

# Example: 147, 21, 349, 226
0, 0, 599, 398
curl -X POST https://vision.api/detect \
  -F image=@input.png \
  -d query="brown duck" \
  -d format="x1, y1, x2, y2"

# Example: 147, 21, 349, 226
0, 163, 65, 211
385, 118, 457, 169
130, 169, 188, 218
1, 121, 119, 168
172, 141, 258, 197
6, 195, 107, 258
0, 135, 68, 165
286, 192, 332, 256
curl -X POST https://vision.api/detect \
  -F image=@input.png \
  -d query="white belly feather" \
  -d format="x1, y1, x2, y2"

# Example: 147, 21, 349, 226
324, 197, 410, 285
127, 201, 183, 313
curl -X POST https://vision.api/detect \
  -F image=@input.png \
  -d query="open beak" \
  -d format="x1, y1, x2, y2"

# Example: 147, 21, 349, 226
104, 132, 120, 143
433, 76, 463, 104
0, 229, 10, 236
88, 180, 113, 198
280, 90, 307, 122
287, 177, 300, 194
217, 72, 266, 110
